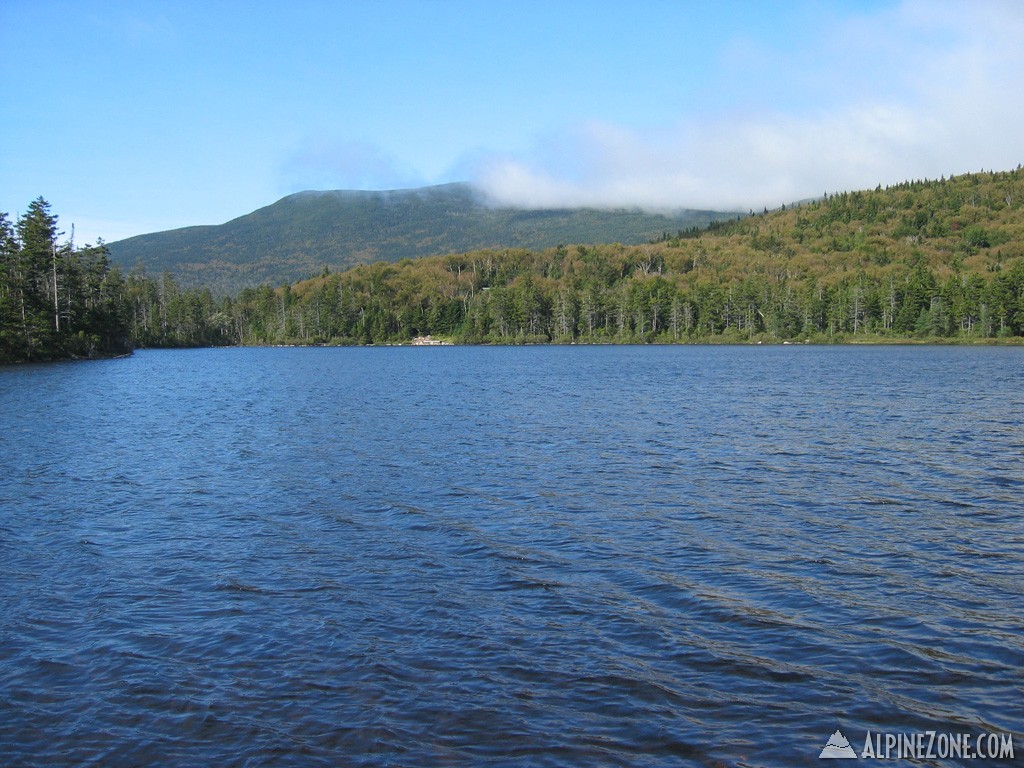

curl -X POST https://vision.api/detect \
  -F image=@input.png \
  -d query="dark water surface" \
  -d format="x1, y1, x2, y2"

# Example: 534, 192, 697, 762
1, 346, 1022, 767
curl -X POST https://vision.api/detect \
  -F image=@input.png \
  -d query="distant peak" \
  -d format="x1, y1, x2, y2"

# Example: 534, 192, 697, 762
287, 182, 474, 199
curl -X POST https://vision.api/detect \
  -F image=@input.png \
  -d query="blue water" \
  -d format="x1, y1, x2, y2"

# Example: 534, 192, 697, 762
1, 346, 1022, 767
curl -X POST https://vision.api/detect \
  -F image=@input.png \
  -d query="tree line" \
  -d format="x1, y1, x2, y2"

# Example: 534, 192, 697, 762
221, 169, 1024, 345
0, 198, 233, 363
4, 169, 1024, 361
221, 244, 1024, 345
1, 198, 132, 362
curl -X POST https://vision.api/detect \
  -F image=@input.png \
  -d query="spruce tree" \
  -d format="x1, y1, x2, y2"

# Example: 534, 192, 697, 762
0, 212, 22, 360
14, 197, 61, 356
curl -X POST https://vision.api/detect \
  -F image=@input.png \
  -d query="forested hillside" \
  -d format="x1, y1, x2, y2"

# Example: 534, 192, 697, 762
5, 169, 1024, 361
106, 183, 734, 295
218, 168, 1024, 345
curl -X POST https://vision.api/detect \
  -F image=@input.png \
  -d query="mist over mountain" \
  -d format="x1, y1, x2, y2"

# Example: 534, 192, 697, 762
106, 182, 736, 295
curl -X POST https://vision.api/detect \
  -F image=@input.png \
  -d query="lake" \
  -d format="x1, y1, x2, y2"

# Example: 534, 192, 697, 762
1, 345, 1022, 766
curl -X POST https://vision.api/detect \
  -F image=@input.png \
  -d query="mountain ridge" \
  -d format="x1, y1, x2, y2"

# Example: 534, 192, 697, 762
106, 182, 737, 295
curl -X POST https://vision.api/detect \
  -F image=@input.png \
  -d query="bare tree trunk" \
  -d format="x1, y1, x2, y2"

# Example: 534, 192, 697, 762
52, 243, 60, 332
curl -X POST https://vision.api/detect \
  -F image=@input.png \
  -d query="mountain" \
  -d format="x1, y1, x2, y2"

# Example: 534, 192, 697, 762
106, 182, 736, 295
222, 167, 1024, 345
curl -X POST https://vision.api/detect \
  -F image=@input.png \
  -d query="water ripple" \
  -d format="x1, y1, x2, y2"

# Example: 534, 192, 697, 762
1, 346, 1023, 766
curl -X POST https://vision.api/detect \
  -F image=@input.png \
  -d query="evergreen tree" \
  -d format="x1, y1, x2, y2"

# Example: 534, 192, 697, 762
0, 212, 22, 358
1, 199, 134, 361
13, 197, 60, 356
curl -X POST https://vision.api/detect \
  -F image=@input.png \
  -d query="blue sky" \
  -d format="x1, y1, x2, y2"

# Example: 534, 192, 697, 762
2, 0, 1023, 245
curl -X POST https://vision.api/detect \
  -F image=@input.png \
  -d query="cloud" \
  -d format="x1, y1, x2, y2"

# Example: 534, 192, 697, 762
471, 0, 1024, 212
280, 136, 426, 193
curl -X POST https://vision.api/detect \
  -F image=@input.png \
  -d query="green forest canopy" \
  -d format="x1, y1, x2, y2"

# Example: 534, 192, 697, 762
226, 168, 1024, 345
0, 198, 131, 362
3, 168, 1024, 361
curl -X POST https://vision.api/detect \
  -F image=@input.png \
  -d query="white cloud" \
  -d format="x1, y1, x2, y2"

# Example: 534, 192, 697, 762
471, 0, 1024, 212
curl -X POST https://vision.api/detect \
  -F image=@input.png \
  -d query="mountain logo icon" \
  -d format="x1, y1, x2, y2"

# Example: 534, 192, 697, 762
820, 730, 858, 759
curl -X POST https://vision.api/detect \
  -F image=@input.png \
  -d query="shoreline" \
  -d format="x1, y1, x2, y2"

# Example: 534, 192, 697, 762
9, 337, 1024, 364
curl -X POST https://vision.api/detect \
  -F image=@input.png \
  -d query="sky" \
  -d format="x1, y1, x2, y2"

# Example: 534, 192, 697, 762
2, 0, 1023, 245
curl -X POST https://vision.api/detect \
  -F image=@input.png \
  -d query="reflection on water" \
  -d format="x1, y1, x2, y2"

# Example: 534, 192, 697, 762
1, 346, 1022, 766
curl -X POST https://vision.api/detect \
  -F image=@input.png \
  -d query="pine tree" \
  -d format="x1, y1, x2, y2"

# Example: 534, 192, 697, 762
0, 212, 22, 360
14, 198, 61, 357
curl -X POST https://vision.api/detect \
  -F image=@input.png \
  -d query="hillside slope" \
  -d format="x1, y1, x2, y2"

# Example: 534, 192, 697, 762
219, 168, 1024, 344
107, 182, 735, 294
